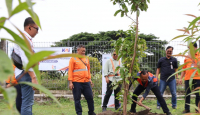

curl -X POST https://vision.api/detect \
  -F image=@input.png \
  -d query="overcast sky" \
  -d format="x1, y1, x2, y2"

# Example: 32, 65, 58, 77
0, 0, 199, 43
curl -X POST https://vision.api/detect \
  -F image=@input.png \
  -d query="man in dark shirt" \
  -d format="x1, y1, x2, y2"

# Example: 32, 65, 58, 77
156, 46, 178, 109
129, 70, 172, 115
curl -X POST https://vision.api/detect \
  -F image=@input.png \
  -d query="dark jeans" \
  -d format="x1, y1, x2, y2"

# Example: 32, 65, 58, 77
130, 84, 170, 113
102, 81, 121, 109
157, 79, 177, 107
16, 71, 34, 115
72, 82, 94, 115
15, 84, 22, 113
185, 80, 200, 110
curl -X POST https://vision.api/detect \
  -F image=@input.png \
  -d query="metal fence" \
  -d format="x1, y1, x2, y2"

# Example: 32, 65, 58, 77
7, 40, 197, 92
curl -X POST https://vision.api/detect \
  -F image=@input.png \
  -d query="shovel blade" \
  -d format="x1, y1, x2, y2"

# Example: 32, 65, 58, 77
137, 109, 150, 115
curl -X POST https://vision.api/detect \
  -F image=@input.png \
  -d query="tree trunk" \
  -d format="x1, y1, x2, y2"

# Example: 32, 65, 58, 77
123, 11, 139, 115
0, 39, 6, 52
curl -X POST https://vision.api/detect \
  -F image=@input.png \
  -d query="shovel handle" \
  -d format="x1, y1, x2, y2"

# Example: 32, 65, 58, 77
133, 100, 151, 110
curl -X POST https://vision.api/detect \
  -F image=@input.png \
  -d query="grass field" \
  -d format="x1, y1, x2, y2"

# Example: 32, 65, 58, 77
0, 96, 198, 115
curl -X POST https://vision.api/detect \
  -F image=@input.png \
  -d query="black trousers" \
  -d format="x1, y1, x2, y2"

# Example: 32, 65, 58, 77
72, 82, 94, 115
185, 80, 200, 110
130, 84, 170, 113
15, 84, 22, 113
102, 81, 121, 109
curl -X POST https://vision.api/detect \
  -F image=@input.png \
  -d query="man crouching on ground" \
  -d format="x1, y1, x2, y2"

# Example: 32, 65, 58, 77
129, 70, 172, 115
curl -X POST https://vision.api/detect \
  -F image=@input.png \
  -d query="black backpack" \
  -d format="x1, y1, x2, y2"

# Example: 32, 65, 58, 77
11, 49, 23, 70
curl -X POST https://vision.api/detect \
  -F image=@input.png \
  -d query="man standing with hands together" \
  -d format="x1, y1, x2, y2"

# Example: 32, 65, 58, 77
68, 44, 96, 115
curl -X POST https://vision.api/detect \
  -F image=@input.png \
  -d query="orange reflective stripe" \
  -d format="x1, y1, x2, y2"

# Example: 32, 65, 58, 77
110, 59, 120, 75
110, 58, 115, 72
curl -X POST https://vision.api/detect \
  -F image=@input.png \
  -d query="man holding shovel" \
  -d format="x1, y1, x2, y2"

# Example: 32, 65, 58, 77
129, 70, 172, 115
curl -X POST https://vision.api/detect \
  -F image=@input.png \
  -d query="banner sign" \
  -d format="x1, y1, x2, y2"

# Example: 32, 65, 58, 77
8, 45, 72, 71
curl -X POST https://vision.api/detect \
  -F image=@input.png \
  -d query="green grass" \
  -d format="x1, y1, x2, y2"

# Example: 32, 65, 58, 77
0, 97, 197, 115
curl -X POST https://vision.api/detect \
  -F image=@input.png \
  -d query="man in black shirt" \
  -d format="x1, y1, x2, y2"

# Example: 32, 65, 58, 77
156, 46, 178, 109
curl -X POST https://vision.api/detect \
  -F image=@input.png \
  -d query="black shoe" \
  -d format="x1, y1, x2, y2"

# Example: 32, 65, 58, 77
172, 106, 176, 109
157, 106, 160, 109
88, 112, 96, 115
102, 107, 107, 112
182, 110, 190, 113
129, 109, 136, 113
166, 112, 172, 115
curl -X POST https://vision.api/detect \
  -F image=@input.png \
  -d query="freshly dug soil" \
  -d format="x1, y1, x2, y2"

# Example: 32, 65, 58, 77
97, 110, 166, 115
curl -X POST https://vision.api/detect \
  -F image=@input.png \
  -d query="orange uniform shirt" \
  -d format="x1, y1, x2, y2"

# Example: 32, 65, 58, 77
68, 57, 91, 82
6, 65, 18, 84
183, 52, 200, 80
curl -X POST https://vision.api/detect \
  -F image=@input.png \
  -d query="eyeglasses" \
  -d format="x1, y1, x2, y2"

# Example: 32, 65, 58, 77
113, 54, 117, 56
31, 26, 39, 31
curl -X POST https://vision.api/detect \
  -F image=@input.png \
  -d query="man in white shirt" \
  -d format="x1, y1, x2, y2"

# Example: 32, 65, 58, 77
14, 17, 39, 115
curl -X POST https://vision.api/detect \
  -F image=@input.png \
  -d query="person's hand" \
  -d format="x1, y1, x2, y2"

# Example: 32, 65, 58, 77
105, 77, 110, 84
6, 84, 11, 88
32, 77, 38, 90
69, 82, 74, 90
178, 79, 183, 85
89, 79, 94, 87
176, 79, 179, 85
138, 100, 143, 106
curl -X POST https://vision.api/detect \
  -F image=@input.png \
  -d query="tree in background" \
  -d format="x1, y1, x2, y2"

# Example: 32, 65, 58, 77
53, 31, 167, 73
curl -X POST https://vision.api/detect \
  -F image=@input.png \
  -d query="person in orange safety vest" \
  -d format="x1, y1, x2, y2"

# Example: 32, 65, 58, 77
68, 44, 96, 115
129, 70, 172, 115
5, 65, 22, 113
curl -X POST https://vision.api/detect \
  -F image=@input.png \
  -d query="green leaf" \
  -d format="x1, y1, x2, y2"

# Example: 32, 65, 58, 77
0, 26, 32, 57
171, 35, 188, 41
121, 11, 124, 17
114, 9, 122, 16
5, 0, 13, 16
0, 86, 16, 109
0, 17, 7, 30
188, 17, 200, 28
19, 82, 62, 107
26, 9, 41, 29
189, 42, 195, 59
147, 0, 150, 3
167, 67, 196, 81
189, 70, 197, 91
11, 2, 35, 16
11, 22, 33, 55
25, 51, 56, 71
185, 104, 200, 113
33, 64, 41, 84
137, 10, 140, 17
1, 38, 31, 54
0, 50, 14, 82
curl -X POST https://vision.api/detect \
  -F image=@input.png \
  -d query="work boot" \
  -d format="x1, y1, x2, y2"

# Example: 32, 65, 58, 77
102, 107, 107, 112
88, 112, 96, 115
166, 112, 172, 115
157, 106, 160, 109
172, 106, 176, 109
182, 110, 190, 113
129, 109, 136, 114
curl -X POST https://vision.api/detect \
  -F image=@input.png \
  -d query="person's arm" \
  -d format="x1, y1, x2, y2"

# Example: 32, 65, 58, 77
68, 58, 74, 90
179, 71, 185, 85
87, 59, 93, 86
175, 68, 178, 79
104, 60, 110, 84
142, 80, 153, 99
179, 58, 187, 84
174, 58, 179, 79
155, 68, 160, 78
